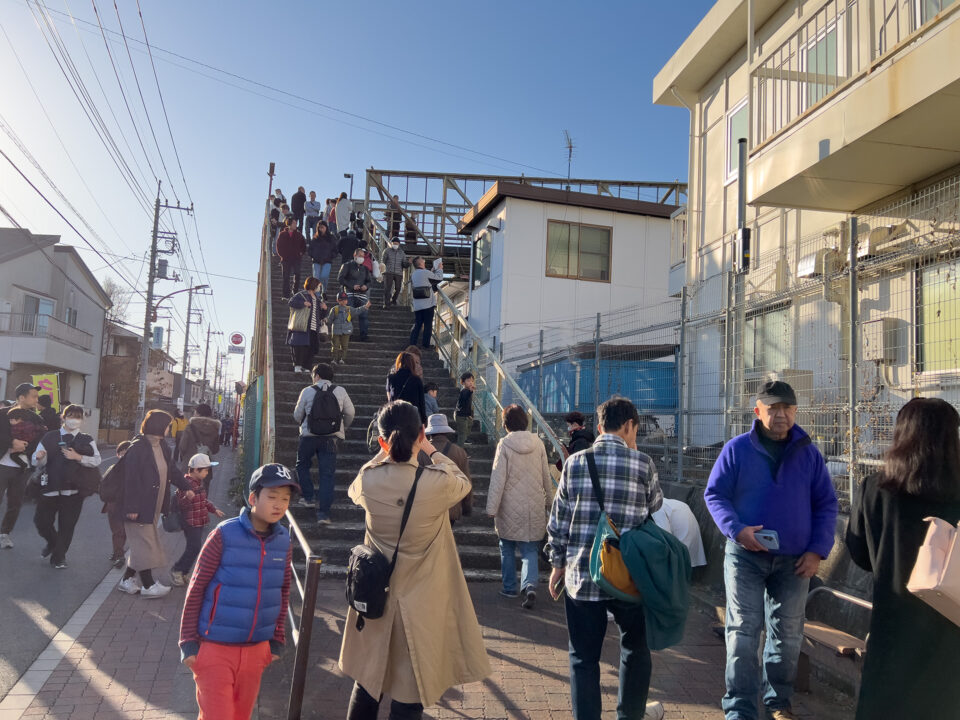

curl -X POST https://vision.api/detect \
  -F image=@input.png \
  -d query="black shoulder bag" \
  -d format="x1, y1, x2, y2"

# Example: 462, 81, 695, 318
346, 464, 424, 630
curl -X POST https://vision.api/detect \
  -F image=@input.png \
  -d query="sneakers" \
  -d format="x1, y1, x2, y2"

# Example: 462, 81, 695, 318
140, 582, 172, 598
644, 701, 665, 720
170, 571, 186, 587
768, 709, 798, 720
0, 534, 13, 549
293, 365, 304, 373
109, 552, 125, 568
521, 587, 537, 610
117, 577, 141, 595
499, 589, 520, 599
52, 560, 68, 569
295, 498, 316, 508
316, 515, 332, 526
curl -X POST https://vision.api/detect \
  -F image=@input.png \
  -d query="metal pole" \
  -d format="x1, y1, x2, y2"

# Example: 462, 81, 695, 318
593, 313, 601, 413
537, 328, 544, 412
202, 325, 211, 404
136, 181, 162, 430
677, 286, 688, 482
848, 217, 858, 503
179, 281, 194, 411
286, 555, 322, 720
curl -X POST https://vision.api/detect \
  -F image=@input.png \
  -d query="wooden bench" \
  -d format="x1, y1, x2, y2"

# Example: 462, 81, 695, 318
795, 587, 871, 695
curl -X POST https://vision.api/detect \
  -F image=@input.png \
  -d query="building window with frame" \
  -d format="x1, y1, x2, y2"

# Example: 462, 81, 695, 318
546, 220, 611, 282
918, 259, 960, 373
473, 230, 491, 288
915, 0, 957, 29
744, 305, 791, 375
22, 294, 55, 335
800, 19, 843, 110
726, 99, 748, 181
65, 307, 78, 327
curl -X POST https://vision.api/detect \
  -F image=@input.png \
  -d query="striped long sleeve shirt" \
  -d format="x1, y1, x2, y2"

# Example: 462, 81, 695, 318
546, 434, 663, 601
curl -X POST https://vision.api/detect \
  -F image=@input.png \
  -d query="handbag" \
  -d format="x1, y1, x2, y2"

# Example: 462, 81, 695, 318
288, 301, 310, 332
346, 465, 424, 631
75, 465, 102, 499
411, 285, 431, 300
907, 516, 960, 626
584, 451, 642, 603
161, 492, 183, 533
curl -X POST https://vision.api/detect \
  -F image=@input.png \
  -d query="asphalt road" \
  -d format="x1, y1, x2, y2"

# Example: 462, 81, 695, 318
0, 452, 121, 698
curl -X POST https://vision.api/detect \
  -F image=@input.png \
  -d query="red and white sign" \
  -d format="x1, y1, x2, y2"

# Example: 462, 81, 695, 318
228, 331, 246, 355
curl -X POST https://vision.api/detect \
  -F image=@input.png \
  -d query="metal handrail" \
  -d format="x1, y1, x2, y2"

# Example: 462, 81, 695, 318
806, 585, 873, 612
433, 289, 566, 463
284, 509, 322, 720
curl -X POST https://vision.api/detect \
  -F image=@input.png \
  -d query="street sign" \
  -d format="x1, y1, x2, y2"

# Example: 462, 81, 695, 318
229, 331, 245, 347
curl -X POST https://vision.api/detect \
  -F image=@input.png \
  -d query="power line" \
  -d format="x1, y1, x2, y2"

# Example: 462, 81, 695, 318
35, 2, 564, 177
80, 247, 256, 283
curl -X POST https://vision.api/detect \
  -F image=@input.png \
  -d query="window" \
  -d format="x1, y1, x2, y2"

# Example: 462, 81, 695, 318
802, 24, 840, 108
744, 306, 791, 374
546, 221, 611, 282
915, 0, 957, 27
473, 231, 491, 288
726, 99, 748, 180
65, 307, 78, 327
918, 260, 960, 372
21, 295, 55, 334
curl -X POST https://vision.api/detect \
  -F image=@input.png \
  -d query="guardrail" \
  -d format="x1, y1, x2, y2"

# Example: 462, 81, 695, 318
0, 312, 94, 351
432, 289, 566, 468
283, 509, 322, 720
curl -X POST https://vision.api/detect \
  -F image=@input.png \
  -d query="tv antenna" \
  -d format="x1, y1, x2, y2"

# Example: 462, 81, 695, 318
563, 130, 575, 182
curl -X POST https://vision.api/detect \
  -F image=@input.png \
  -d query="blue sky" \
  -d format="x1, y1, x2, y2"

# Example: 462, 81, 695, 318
0, 0, 713, 384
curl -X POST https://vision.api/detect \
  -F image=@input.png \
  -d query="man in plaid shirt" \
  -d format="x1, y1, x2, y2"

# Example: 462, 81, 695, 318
547, 397, 664, 720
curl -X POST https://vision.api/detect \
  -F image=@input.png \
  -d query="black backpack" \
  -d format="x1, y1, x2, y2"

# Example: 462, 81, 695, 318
307, 383, 343, 436
346, 465, 424, 630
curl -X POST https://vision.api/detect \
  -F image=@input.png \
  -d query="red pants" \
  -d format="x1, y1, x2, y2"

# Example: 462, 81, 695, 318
192, 641, 272, 720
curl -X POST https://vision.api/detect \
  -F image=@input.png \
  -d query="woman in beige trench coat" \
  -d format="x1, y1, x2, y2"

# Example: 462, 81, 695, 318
339, 401, 490, 719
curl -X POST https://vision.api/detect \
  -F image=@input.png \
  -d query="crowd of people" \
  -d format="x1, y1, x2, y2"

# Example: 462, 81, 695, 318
1, 336, 958, 720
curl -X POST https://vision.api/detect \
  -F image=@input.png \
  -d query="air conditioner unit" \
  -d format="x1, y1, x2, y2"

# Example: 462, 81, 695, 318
857, 222, 911, 259
797, 248, 840, 279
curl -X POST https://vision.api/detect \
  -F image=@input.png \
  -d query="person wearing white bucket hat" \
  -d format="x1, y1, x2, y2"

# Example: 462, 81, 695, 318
170, 453, 225, 586
424, 414, 472, 524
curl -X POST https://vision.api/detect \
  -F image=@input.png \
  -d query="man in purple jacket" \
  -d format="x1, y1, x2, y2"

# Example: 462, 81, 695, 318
704, 380, 838, 720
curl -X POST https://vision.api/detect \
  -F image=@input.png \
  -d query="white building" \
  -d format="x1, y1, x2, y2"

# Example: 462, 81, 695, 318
0, 228, 110, 427
457, 182, 678, 352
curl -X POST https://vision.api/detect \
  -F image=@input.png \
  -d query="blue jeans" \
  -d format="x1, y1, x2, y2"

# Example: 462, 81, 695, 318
312, 262, 332, 290
722, 541, 809, 720
295, 435, 338, 518
305, 216, 319, 240
352, 305, 369, 339
409, 307, 435, 347
565, 595, 651, 720
498, 539, 539, 593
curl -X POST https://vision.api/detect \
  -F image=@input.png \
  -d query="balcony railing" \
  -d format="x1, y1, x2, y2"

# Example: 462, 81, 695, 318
751, 0, 959, 147
0, 313, 93, 351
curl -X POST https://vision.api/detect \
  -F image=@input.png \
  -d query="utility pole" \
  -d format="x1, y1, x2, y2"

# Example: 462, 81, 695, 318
212, 349, 222, 410
178, 280, 196, 412
135, 183, 193, 430
201, 326, 221, 405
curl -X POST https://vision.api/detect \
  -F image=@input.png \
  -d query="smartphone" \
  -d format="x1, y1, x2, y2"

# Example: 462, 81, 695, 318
754, 529, 780, 551
551, 575, 566, 600
57, 441, 67, 448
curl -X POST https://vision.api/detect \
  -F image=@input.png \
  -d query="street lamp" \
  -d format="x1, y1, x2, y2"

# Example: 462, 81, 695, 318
344, 172, 353, 200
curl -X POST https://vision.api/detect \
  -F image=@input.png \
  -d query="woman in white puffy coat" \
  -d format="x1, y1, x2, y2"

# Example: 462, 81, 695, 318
485, 404, 555, 609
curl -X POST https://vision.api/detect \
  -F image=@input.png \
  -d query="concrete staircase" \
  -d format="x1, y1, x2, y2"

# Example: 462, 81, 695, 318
269, 256, 501, 580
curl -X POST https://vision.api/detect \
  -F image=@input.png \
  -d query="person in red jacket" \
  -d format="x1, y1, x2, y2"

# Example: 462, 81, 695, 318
275, 217, 306, 300
170, 453, 225, 587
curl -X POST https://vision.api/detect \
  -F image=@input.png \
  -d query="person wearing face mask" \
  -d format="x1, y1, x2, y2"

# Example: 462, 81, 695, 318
555, 411, 596, 470
381, 237, 409, 308
337, 249, 374, 342
31, 405, 101, 569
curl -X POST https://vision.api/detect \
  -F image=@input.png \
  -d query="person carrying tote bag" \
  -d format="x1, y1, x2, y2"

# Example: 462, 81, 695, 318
287, 277, 328, 374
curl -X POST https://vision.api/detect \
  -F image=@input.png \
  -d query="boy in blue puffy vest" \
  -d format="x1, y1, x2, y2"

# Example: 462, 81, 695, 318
179, 464, 297, 719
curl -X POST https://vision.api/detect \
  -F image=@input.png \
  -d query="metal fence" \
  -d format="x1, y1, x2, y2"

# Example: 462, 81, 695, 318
494, 172, 960, 509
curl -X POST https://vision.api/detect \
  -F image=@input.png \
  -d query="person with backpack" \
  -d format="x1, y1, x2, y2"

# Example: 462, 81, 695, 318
293, 363, 355, 525
327, 292, 354, 365
339, 400, 489, 719
177, 404, 221, 489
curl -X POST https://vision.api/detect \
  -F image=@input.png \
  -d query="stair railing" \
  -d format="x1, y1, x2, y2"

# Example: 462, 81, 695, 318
432, 289, 566, 467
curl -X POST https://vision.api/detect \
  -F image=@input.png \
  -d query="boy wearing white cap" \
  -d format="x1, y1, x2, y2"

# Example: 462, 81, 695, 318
171, 454, 225, 586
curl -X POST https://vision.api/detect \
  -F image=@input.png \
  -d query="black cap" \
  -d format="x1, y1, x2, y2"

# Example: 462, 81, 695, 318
249, 464, 300, 494
757, 380, 797, 406
14, 383, 41, 398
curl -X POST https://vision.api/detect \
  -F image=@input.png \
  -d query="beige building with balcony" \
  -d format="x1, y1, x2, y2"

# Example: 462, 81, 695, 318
653, 0, 960, 489
0, 228, 110, 427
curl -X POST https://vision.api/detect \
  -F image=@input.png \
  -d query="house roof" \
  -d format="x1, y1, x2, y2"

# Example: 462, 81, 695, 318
0, 227, 58, 264
458, 182, 679, 235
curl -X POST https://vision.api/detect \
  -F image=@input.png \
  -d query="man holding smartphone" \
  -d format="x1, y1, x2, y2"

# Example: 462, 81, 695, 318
705, 380, 838, 720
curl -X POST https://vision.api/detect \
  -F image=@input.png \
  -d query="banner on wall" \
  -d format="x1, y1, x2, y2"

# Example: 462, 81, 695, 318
32, 373, 61, 410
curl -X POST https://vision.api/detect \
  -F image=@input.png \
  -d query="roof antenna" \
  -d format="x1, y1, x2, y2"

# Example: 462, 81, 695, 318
563, 130, 575, 191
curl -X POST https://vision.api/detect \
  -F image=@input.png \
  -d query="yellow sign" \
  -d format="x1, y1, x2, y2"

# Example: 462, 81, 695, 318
32, 373, 61, 410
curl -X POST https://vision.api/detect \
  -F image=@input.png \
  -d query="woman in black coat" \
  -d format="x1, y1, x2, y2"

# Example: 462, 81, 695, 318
845, 397, 960, 720
386, 352, 426, 425
117, 410, 193, 598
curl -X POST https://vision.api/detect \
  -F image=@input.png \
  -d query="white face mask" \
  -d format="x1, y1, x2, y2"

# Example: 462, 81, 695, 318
63, 418, 82, 431
391, 242, 400, 249
355, 257, 364, 264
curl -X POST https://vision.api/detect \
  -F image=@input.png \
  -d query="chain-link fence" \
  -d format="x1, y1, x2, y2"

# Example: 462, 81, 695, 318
494, 172, 960, 509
